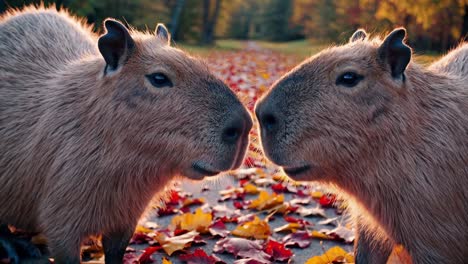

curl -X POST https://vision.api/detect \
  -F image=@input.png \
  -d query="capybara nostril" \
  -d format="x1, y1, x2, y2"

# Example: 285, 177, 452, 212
222, 108, 252, 144
256, 101, 278, 133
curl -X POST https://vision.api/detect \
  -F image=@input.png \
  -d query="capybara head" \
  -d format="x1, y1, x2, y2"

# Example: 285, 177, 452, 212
96, 19, 252, 180
255, 28, 412, 181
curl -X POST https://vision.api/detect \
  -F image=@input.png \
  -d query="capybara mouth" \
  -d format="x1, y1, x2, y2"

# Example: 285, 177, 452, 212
192, 162, 220, 177
283, 164, 311, 177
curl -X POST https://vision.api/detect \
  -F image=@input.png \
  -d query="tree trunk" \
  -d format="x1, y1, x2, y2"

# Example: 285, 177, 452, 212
170, 0, 186, 39
461, 4, 468, 40
201, 0, 222, 45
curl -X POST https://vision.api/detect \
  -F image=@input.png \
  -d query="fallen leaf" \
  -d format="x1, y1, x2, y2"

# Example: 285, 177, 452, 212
282, 231, 312, 248
182, 197, 205, 207
214, 237, 271, 263
123, 252, 139, 264
387, 244, 412, 264
212, 204, 242, 219
237, 213, 256, 224
263, 239, 293, 261
317, 217, 339, 226
318, 194, 336, 208
209, 220, 230, 237
271, 183, 286, 193
284, 216, 313, 227
289, 197, 311, 205
249, 191, 284, 211
305, 246, 354, 264
319, 225, 355, 243
162, 257, 173, 264
170, 208, 212, 234
232, 216, 271, 239
310, 230, 332, 240
273, 223, 304, 233
296, 205, 327, 218
243, 183, 260, 194
138, 246, 162, 264
310, 191, 323, 199
234, 258, 270, 264
179, 248, 221, 264
154, 230, 200, 256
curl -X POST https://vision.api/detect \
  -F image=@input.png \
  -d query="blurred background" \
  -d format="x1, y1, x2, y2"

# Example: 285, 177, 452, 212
1, 0, 467, 53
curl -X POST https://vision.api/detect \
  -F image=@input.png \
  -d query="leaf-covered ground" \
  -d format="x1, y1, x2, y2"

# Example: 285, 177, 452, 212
114, 43, 355, 264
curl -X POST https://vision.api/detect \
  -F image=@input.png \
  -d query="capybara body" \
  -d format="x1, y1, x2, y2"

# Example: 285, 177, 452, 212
0, 6, 252, 263
256, 29, 468, 263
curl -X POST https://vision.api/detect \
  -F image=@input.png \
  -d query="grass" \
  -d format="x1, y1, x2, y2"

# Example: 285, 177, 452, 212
256, 39, 329, 59
176, 39, 246, 55
177, 39, 440, 64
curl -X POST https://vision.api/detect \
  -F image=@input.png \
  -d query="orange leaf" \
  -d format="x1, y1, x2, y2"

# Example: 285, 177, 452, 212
169, 208, 212, 234
243, 183, 260, 194
231, 216, 271, 239
248, 190, 284, 211
305, 246, 354, 264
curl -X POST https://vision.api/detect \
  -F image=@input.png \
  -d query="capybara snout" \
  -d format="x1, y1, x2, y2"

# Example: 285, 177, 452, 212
186, 79, 253, 178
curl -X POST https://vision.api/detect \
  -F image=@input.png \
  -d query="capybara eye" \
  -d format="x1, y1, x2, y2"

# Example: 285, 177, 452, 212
146, 73, 173, 88
336, 72, 363, 87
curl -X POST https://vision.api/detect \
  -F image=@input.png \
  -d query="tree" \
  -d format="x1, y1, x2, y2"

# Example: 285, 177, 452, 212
169, 0, 186, 38
201, 0, 222, 45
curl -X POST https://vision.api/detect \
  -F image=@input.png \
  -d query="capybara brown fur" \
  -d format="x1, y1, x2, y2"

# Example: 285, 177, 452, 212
256, 28, 468, 263
0, 6, 252, 264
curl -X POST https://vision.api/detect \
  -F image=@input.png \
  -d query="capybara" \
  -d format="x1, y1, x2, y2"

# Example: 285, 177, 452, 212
256, 28, 468, 263
0, 6, 252, 264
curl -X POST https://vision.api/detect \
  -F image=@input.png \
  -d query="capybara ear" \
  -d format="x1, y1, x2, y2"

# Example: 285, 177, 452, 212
98, 19, 135, 74
349, 29, 367, 43
378, 28, 411, 80
155, 23, 171, 45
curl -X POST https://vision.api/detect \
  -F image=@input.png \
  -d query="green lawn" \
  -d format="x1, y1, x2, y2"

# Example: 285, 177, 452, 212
178, 39, 439, 65
256, 39, 329, 59
176, 39, 246, 55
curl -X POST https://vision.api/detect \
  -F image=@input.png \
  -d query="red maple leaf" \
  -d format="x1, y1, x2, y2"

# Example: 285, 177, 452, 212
138, 246, 162, 264
263, 239, 293, 262
319, 194, 336, 208
179, 248, 223, 264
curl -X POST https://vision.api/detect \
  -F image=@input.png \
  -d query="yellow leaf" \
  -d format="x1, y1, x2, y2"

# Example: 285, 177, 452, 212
182, 197, 205, 207
305, 246, 354, 264
243, 183, 260, 194
169, 208, 212, 234
310, 230, 332, 240
249, 191, 284, 211
272, 173, 285, 181
162, 257, 172, 264
311, 191, 323, 199
259, 85, 268, 93
387, 244, 412, 264
135, 225, 153, 234
232, 216, 271, 239
155, 230, 199, 256
274, 223, 304, 233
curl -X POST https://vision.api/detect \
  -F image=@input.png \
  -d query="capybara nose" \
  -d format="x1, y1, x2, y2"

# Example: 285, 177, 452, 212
256, 102, 278, 133
222, 108, 252, 144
